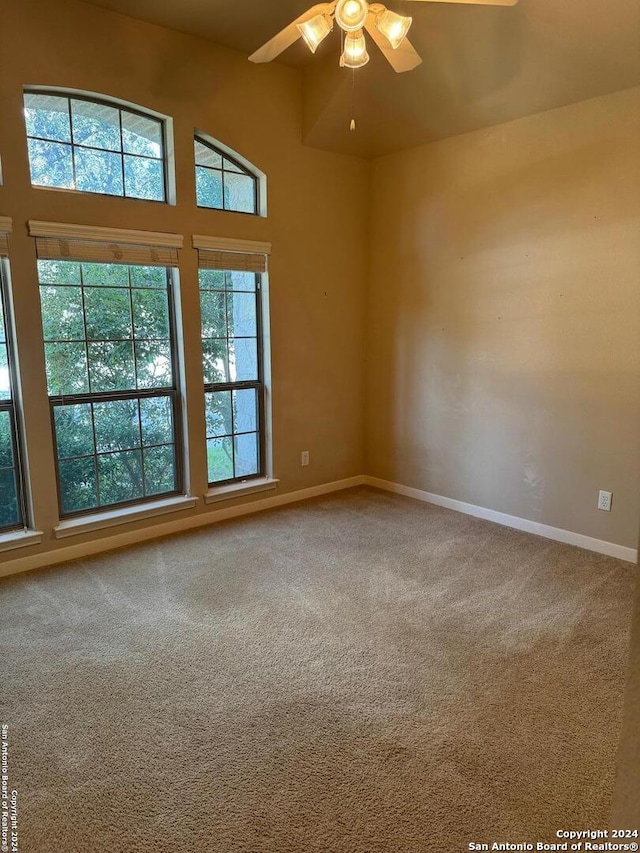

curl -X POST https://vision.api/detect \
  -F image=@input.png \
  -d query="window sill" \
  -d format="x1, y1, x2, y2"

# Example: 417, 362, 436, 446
0, 529, 44, 554
204, 477, 279, 505
53, 495, 198, 540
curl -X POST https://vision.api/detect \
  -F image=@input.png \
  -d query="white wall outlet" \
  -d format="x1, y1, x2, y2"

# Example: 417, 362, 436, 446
301, 451, 310, 467
598, 490, 612, 512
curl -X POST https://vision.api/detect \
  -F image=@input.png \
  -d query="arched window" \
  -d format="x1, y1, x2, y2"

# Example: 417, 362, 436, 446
24, 91, 169, 202
194, 135, 260, 215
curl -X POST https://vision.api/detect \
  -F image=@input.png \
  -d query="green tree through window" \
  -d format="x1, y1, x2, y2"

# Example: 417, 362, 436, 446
200, 267, 263, 485
195, 138, 258, 214
0, 264, 26, 531
38, 260, 182, 516
25, 92, 166, 201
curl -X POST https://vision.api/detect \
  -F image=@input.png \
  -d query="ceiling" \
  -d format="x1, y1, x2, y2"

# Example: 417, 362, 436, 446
82, 0, 640, 157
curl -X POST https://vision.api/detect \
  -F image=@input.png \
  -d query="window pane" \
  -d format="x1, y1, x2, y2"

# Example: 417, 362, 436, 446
199, 269, 225, 291
132, 289, 170, 339
227, 292, 256, 338
54, 404, 95, 459
24, 94, 71, 142
84, 287, 132, 340
59, 456, 98, 514
38, 260, 82, 286
45, 343, 89, 395
224, 172, 256, 214
98, 450, 143, 505
75, 147, 124, 196
207, 437, 233, 483
196, 167, 223, 209
195, 140, 222, 169
82, 263, 129, 288
122, 112, 162, 157
202, 340, 229, 385
233, 389, 257, 434
0, 346, 10, 400
71, 99, 121, 151
0, 303, 6, 343
205, 391, 232, 438
0, 410, 15, 468
234, 432, 258, 478
0, 469, 19, 529
87, 341, 135, 392
40, 286, 85, 341
143, 445, 176, 496
222, 157, 245, 174
130, 266, 167, 289
135, 341, 173, 389
123, 155, 165, 202
227, 271, 256, 293
27, 139, 74, 188
230, 337, 258, 382
140, 397, 173, 446
93, 399, 140, 453
200, 291, 227, 338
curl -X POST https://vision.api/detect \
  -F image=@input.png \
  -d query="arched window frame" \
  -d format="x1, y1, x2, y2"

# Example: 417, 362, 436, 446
194, 132, 266, 217
23, 87, 176, 205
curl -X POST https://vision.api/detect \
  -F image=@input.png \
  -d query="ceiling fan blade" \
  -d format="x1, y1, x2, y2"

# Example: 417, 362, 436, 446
249, 3, 335, 63
364, 17, 423, 72
403, 0, 518, 5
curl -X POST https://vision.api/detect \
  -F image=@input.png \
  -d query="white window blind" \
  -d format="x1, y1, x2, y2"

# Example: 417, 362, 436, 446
0, 217, 12, 258
28, 221, 182, 267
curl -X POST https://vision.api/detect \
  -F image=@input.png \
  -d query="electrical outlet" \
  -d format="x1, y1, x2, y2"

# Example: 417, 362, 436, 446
301, 451, 310, 467
598, 490, 612, 512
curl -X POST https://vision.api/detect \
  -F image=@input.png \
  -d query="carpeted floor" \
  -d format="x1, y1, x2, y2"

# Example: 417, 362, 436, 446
0, 487, 635, 852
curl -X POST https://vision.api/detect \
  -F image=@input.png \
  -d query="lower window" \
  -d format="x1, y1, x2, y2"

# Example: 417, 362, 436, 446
199, 267, 264, 486
38, 259, 182, 517
0, 263, 27, 531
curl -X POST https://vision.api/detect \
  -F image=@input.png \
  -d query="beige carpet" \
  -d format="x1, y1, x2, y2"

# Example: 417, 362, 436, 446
0, 487, 635, 852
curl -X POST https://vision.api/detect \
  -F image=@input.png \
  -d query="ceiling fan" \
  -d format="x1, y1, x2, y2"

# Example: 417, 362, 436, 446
249, 0, 518, 74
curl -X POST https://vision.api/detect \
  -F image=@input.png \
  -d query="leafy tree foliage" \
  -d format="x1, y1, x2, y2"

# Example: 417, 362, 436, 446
39, 260, 178, 514
25, 93, 165, 201
194, 139, 257, 213
199, 270, 260, 483
0, 278, 21, 530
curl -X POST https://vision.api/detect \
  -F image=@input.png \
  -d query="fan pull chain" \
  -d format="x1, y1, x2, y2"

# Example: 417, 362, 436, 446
350, 68, 356, 132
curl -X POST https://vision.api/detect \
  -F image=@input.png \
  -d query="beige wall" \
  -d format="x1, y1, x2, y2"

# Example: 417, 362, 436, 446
0, 0, 369, 569
367, 88, 640, 549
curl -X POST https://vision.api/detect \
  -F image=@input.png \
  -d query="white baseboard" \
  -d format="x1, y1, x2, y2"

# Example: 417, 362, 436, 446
0, 476, 367, 580
2, 473, 635, 578
364, 476, 638, 564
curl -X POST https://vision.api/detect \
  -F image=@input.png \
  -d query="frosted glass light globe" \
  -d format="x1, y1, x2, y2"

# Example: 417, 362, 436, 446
335, 0, 369, 32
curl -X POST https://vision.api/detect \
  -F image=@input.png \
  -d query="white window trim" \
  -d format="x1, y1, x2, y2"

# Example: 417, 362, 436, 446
192, 235, 271, 255
54, 495, 199, 540
205, 477, 279, 505
28, 220, 183, 248
0, 529, 44, 554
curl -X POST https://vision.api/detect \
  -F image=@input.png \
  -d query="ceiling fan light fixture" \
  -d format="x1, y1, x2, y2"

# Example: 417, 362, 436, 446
375, 9, 412, 49
335, 0, 369, 33
297, 14, 333, 53
340, 29, 370, 68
